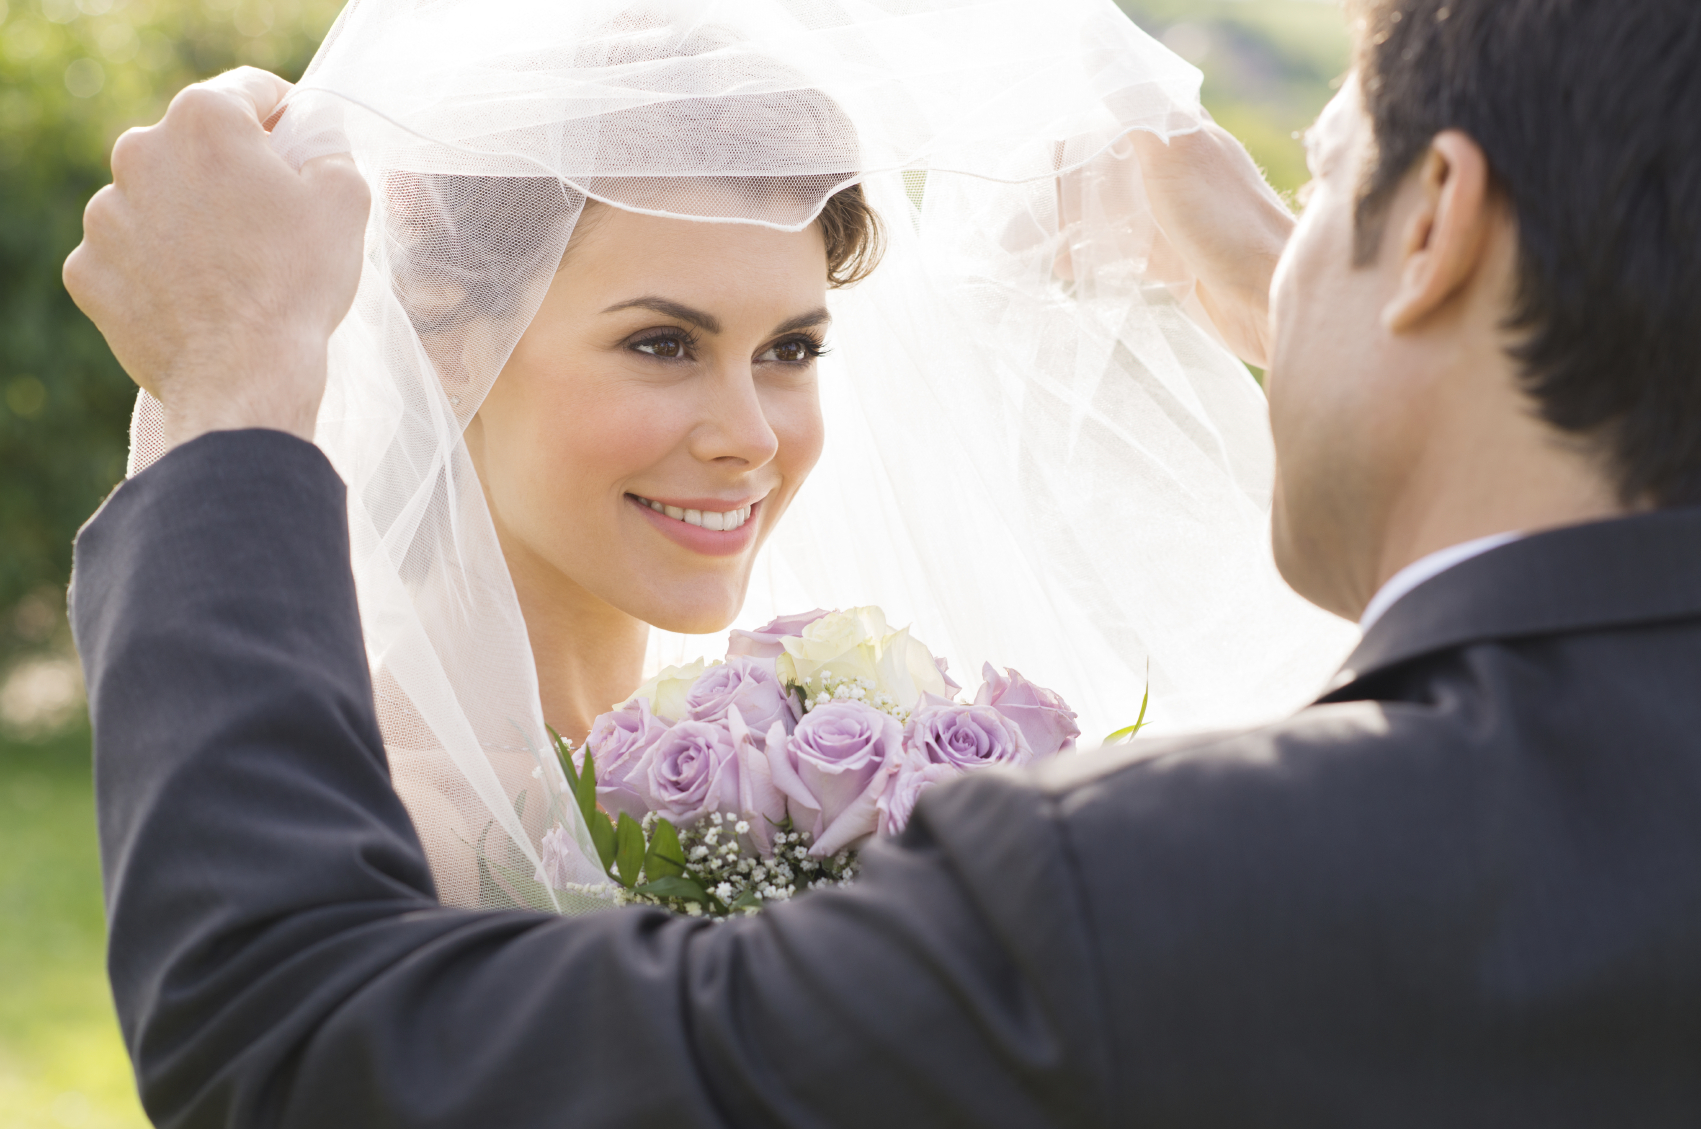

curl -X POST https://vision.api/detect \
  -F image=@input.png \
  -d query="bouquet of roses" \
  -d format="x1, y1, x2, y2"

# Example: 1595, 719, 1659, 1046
537, 607, 1081, 918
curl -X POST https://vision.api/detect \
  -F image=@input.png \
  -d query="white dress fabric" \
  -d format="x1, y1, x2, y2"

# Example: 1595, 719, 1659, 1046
127, 0, 1356, 910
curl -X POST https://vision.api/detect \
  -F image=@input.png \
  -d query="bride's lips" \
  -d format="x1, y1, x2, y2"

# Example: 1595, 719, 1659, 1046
627, 493, 765, 558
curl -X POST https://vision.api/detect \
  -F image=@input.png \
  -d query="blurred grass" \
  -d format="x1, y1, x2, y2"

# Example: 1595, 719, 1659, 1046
0, 724, 147, 1129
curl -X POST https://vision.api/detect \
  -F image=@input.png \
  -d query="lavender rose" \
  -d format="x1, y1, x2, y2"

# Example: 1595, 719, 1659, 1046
725, 708, 790, 855
935, 656, 963, 696
632, 719, 740, 827
684, 655, 797, 744
876, 760, 961, 838
974, 664, 1080, 759
903, 696, 1034, 770
767, 699, 904, 857
535, 824, 583, 890
727, 609, 833, 660
581, 697, 669, 819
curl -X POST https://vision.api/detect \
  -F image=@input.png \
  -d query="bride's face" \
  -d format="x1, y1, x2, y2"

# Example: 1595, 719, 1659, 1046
469, 203, 828, 633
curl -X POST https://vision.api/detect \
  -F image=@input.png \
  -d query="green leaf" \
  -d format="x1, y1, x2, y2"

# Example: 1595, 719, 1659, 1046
1104, 672, 1152, 746
643, 818, 688, 882
576, 746, 601, 829
614, 812, 646, 888
549, 724, 579, 792
633, 875, 713, 904
585, 813, 618, 877
728, 887, 763, 912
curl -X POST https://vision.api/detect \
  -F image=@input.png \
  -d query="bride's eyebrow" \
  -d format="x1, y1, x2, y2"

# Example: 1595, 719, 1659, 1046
600, 296, 722, 334
770, 308, 831, 336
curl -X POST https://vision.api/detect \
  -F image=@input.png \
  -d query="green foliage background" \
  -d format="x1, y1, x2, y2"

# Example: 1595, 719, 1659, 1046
0, 0, 343, 674
0, 2, 1348, 1125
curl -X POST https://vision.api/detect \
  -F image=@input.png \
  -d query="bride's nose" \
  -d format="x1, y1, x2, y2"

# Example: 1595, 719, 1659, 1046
689, 364, 780, 468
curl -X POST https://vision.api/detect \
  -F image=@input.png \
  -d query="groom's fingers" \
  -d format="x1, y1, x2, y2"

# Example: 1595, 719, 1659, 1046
1129, 123, 1295, 368
300, 152, 369, 213
298, 150, 372, 324
64, 66, 368, 451
64, 186, 132, 353
195, 66, 294, 131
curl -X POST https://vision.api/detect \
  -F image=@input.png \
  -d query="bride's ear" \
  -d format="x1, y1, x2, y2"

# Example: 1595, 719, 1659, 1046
1381, 130, 1496, 334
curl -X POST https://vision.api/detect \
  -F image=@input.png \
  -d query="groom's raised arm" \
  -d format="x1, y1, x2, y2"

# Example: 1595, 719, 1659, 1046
73, 426, 1110, 1127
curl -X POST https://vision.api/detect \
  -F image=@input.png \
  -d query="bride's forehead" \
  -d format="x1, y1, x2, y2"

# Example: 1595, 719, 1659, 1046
566, 199, 828, 268
579, 172, 844, 229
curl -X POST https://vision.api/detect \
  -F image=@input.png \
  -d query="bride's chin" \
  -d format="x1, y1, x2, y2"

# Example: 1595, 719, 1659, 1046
640, 606, 741, 634
622, 581, 748, 635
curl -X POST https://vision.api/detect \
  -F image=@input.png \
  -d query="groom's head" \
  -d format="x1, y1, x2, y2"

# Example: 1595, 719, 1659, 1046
1265, 0, 1701, 620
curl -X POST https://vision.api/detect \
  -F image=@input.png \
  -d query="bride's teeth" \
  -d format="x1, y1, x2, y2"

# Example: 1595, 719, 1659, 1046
636, 495, 755, 531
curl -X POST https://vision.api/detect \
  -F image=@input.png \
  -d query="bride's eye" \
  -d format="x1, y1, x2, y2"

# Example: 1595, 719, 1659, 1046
630, 330, 695, 360
758, 336, 826, 365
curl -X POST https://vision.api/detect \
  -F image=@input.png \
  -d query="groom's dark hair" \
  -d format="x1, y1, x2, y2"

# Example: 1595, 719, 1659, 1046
1350, 0, 1701, 507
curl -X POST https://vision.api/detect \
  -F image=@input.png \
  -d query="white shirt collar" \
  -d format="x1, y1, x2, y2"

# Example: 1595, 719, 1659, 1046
1358, 531, 1524, 632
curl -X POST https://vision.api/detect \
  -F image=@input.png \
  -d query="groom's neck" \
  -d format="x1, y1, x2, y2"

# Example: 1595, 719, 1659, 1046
1359, 352, 1630, 620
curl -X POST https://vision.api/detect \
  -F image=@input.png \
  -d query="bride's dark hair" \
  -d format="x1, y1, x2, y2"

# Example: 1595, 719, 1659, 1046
816, 184, 883, 288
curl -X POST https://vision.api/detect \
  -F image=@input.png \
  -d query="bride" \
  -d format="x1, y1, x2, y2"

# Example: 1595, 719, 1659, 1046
128, 0, 1354, 908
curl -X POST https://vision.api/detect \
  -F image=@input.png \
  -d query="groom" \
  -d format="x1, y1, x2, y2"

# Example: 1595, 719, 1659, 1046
64, 0, 1701, 1124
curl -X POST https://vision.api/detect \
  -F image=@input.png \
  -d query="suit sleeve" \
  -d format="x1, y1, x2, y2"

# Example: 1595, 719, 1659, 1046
70, 429, 1112, 1129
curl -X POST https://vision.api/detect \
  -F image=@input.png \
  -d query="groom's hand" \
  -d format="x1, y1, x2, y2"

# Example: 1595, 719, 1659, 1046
63, 67, 369, 448
1130, 121, 1295, 369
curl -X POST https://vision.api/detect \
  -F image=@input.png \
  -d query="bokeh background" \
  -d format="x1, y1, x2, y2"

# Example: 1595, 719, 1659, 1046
0, 1, 1348, 1124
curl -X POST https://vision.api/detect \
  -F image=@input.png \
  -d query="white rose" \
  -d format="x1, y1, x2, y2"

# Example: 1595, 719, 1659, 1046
777, 607, 948, 712
626, 657, 714, 723
874, 627, 949, 706
775, 607, 887, 690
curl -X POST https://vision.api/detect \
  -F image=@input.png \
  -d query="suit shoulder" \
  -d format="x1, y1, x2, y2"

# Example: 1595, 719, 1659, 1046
1025, 697, 1468, 802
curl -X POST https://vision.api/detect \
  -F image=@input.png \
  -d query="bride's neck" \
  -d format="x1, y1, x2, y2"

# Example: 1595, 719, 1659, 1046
504, 547, 649, 745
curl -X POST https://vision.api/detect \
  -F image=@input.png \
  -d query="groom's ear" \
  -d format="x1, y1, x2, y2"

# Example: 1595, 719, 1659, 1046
1380, 131, 1497, 334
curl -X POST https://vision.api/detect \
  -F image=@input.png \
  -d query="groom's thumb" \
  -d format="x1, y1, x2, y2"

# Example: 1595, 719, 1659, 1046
300, 152, 370, 226
296, 152, 370, 329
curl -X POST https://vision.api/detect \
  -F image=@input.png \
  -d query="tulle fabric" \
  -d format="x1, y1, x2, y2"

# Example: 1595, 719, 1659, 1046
128, 0, 1355, 910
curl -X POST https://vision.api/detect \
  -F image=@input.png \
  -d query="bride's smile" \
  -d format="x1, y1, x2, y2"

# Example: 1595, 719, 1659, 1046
626, 492, 765, 554
463, 199, 841, 738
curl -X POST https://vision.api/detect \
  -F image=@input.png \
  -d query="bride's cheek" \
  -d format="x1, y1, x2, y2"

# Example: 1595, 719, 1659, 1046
779, 408, 823, 493
775, 390, 826, 482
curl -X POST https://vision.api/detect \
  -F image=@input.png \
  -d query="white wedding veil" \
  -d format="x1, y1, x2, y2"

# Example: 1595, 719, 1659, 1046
127, 0, 1356, 910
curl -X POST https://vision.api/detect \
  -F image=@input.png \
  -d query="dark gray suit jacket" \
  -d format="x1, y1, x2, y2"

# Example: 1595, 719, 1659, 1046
71, 430, 1701, 1127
